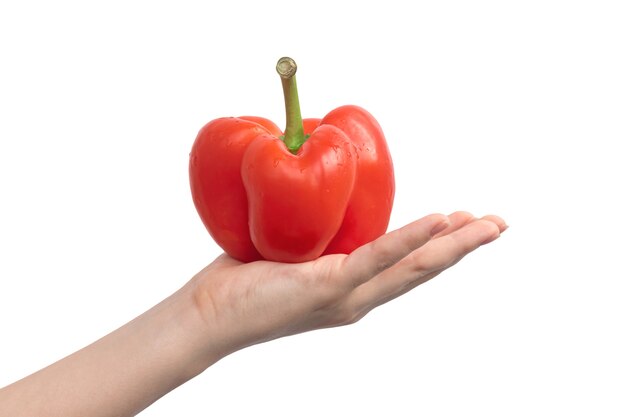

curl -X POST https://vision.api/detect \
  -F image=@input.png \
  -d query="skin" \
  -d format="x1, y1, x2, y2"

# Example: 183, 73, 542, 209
0, 211, 506, 417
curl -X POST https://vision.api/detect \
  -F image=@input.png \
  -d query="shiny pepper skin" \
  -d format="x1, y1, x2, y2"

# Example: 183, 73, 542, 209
189, 104, 394, 263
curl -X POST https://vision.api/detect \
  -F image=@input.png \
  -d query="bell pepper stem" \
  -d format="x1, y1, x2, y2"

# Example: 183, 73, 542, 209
276, 57, 306, 154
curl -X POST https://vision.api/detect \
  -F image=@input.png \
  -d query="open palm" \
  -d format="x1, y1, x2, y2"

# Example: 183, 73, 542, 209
189, 211, 506, 357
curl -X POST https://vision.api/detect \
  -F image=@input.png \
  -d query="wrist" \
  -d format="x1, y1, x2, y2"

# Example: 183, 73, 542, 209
165, 284, 225, 381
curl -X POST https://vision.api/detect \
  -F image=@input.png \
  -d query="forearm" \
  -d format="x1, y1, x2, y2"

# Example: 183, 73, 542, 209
0, 284, 218, 417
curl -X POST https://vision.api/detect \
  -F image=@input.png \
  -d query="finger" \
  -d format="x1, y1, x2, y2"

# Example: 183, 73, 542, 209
338, 214, 451, 289
353, 269, 446, 316
393, 218, 501, 281
433, 212, 508, 238
481, 214, 508, 233
359, 249, 472, 311
345, 219, 501, 311
432, 211, 476, 238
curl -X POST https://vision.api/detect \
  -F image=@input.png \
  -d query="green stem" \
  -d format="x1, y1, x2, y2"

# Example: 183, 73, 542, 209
276, 57, 306, 154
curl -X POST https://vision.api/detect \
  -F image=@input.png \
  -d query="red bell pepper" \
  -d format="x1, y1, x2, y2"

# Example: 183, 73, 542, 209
189, 57, 394, 263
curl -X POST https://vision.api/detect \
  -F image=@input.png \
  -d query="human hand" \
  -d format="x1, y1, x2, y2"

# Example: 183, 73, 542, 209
0, 211, 505, 417
187, 211, 507, 359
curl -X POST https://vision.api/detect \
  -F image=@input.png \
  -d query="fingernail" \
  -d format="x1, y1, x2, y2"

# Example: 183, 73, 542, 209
430, 220, 451, 237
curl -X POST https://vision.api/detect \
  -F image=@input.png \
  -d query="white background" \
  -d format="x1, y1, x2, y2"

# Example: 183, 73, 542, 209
1, 1, 625, 415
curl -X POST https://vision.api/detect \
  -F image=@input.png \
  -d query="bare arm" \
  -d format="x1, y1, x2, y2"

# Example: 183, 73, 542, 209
0, 211, 506, 417
0, 285, 213, 416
